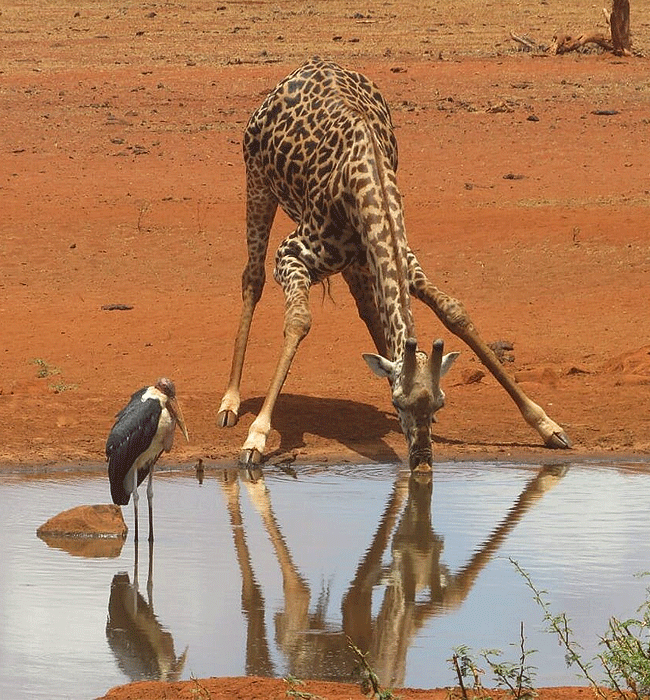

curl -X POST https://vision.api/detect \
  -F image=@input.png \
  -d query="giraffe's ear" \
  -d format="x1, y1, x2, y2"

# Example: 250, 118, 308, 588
440, 352, 460, 378
363, 353, 395, 379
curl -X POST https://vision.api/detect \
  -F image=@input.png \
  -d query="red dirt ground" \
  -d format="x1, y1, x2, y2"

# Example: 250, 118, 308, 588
2, 1, 649, 698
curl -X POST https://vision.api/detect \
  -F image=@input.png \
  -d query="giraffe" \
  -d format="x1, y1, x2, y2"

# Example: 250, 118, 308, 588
217, 58, 571, 470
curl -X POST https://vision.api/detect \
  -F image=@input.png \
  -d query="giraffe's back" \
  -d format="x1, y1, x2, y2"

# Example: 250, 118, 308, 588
244, 58, 399, 225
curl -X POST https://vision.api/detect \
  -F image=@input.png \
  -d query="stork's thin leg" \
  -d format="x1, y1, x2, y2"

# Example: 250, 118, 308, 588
218, 178, 278, 429
239, 254, 312, 465
132, 466, 140, 542
146, 464, 155, 543
407, 251, 571, 449
147, 539, 154, 604
133, 537, 140, 611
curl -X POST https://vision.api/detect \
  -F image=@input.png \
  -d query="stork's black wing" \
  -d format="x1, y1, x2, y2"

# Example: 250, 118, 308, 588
106, 388, 161, 505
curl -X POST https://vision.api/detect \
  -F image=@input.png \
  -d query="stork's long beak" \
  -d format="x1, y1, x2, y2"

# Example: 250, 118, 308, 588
169, 397, 190, 442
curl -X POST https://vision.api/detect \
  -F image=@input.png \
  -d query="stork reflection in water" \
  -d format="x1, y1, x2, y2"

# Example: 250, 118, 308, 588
106, 378, 189, 542
106, 541, 188, 682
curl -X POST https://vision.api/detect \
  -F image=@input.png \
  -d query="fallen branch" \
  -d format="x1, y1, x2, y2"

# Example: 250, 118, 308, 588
512, 0, 633, 57
509, 31, 541, 52
549, 30, 614, 54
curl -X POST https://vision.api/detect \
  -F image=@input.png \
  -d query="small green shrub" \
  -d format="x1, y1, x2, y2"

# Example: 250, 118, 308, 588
598, 573, 650, 700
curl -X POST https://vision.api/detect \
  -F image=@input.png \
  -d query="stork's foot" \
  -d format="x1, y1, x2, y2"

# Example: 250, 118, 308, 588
218, 409, 239, 428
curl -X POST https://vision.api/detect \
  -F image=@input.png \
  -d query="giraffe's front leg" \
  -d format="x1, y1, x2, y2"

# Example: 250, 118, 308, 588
407, 252, 571, 449
217, 286, 259, 428
239, 256, 313, 466
218, 177, 277, 431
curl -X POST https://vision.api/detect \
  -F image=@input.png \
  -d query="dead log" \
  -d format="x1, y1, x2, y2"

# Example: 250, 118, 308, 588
550, 30, 614, 54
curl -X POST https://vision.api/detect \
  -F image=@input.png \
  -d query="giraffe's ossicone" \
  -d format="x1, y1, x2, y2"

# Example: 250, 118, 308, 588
218, 59, 571, 469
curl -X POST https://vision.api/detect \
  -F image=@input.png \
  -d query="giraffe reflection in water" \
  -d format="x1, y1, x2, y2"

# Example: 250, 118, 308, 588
219, 465, 567, 687
106, 541, 188, 682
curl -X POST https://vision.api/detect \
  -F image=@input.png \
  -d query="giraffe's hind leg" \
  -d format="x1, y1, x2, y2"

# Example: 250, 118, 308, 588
407, 251, 571, 449
218, 177, 278, 429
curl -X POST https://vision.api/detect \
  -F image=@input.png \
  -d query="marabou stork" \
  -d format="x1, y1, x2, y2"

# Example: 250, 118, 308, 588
107, 378, 189, 542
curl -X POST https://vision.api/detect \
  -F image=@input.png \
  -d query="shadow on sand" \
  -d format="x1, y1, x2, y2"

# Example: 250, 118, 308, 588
239, 393, 403, 463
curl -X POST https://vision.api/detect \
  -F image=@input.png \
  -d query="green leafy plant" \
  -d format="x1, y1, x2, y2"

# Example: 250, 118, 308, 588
598, 573, 650, 700
482, 622, 537, 699
49, 382, 78, 393
450, 644, 489, 700
31, 358, 76, 392
348, 637, 399, 700
283, 674, 325, 700
450, 627, 536, 700
32, 358, 60, 378
510, 558, 605, 696
189, 674, 212, 699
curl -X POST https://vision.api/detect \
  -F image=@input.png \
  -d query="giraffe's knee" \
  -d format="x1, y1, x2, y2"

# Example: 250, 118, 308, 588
284, 310, 312, 340
442, 296, 472, 330
242, 265, 266, 304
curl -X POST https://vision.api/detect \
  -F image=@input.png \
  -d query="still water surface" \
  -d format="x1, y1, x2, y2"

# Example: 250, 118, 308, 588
1, 460, 649, 700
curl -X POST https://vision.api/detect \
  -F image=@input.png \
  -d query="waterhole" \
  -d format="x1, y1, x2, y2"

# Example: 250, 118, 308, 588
1, 459, 649, 699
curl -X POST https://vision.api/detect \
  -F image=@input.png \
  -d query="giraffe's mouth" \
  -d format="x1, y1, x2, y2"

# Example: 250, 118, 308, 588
409, 449, 433, 473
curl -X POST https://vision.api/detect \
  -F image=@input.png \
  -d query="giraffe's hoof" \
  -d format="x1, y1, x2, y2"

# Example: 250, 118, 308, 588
218, 409, 239, 428
545, 430, 572, 449
239, 447, 263, 467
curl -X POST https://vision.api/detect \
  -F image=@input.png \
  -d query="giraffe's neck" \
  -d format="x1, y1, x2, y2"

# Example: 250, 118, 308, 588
347, 117, 414, 362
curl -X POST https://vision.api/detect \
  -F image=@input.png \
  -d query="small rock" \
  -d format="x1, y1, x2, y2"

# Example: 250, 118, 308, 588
565, 365, 591, 375
488, 340, 515, 363
37, 504, 127, 539
461, 368, 486, 385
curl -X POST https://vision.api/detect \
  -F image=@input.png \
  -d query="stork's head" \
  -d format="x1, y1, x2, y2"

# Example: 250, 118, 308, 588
363, 338, 459, 474
155, 377, 190, 442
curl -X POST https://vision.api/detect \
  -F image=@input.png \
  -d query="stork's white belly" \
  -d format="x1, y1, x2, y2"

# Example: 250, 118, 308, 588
123, 398, 175, 492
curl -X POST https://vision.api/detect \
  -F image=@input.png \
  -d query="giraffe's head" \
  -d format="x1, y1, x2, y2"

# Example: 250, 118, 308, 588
363, 338, 459, 474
